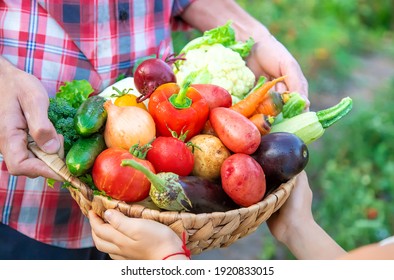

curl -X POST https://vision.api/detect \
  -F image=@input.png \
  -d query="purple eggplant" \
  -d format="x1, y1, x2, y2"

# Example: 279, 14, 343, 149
121, 159, 237, 213
251, 132, 309, 193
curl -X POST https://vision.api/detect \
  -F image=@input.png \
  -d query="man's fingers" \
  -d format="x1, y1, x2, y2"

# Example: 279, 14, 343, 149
18, 157, 64, 181
18, 79, 60, 154
57, 134, 65, 159
282, 60, 310, 107
1, 129, 63, 180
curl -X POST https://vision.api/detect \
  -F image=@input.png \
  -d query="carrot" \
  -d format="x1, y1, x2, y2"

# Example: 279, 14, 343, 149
253, 91, 290, 116
230, 75, 286, 118
249, 114, 274, 135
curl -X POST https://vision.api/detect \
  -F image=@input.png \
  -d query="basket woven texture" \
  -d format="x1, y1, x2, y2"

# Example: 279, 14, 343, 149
28, 137, 295, 255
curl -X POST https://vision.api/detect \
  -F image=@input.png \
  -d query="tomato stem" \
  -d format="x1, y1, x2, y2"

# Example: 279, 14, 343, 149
110, 86, 133, 98
128, 143, 151, 159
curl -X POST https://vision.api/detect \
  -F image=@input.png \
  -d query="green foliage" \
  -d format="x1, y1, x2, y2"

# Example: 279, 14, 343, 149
305, 78, 394, 253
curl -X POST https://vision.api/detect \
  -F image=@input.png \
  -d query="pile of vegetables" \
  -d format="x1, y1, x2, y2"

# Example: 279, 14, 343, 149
47, 22, 353, 214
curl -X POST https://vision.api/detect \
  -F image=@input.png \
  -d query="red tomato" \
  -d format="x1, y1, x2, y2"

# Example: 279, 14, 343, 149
146, 136, 194, 176
92, 147, 155, 202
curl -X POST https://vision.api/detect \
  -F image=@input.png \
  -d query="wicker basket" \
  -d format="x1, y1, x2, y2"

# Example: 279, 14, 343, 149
28, 137, 295, 255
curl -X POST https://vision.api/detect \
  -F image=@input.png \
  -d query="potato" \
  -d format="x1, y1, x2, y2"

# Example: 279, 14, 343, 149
221, 153, 266, 207
191, 84, 232, 110
189, 134, 231, 181
209, 107, 261, 154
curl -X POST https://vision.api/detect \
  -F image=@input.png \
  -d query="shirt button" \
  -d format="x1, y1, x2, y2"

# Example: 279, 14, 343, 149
119, 9, 129, 21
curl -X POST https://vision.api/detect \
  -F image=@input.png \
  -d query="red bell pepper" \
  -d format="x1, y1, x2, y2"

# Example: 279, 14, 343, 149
148, 76, 210, 141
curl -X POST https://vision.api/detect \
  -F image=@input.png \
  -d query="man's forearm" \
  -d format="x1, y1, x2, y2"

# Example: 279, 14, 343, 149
181, 0, 272, 42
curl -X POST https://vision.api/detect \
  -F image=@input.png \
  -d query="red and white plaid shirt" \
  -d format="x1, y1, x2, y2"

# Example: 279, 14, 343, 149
0, 0, 194, 248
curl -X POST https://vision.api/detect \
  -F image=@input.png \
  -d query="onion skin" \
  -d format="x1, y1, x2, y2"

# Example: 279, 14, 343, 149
103, 100, 156, 150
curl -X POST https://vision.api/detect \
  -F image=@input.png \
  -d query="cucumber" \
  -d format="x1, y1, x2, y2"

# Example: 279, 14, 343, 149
74, 95, 107, 136
66, 133, 106, 176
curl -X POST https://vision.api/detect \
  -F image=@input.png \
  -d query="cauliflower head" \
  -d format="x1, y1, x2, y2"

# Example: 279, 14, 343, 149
175, 44, 256, 103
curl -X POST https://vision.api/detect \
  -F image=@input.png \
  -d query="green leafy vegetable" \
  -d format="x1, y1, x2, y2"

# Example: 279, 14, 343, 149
56, 80, 94, 109
179, 21, 254, 58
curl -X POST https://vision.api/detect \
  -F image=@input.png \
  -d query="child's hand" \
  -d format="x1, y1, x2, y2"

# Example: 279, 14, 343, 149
88, 210, 188, 260
267, 171, 346, 259
266, 171, 314, 244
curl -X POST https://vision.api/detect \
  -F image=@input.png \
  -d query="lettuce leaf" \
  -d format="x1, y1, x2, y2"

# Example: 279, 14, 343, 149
56, 80, 94, 108
228, 37, 255, 58
180, 21, 254, 58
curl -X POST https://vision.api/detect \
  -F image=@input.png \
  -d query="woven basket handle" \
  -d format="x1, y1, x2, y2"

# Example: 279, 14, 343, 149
27, 135, 94, 201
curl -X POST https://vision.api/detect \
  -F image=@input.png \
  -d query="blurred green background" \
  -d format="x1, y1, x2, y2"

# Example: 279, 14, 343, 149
173, 0, 394, 259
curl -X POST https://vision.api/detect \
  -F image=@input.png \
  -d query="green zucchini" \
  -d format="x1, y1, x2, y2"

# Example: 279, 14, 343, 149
317, 97, 353, 129
270, 97, 353, 144
74, 95, 107, 136
66, 133, 106, 176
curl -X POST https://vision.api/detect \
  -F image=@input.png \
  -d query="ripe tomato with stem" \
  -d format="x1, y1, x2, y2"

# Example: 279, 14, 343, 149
146, 130, 194, 176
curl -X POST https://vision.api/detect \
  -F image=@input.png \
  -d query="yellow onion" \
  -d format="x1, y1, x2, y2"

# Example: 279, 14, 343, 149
103, 100, 156, 150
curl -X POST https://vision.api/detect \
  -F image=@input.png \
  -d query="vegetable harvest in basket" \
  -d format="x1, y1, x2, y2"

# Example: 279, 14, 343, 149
46, 22, 353, 214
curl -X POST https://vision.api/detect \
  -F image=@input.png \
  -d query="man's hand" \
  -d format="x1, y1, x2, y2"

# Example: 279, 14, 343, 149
181, 0, 309, 106
0, 57, 63, 180
246, 36, 309, 106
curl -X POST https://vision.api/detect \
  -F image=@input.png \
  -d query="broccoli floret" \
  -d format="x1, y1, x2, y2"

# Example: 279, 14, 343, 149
48, 97, 79, 154
48, 98, 76, 122
55, 118, 80, 153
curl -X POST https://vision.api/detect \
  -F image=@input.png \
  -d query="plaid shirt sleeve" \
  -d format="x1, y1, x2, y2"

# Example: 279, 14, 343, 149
0, 0, 196, 250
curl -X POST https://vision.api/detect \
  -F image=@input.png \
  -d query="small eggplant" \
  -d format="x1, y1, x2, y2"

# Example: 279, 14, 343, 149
251, 132, 309, 193
175, 176, 237, 214
121, 159, 237, 213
